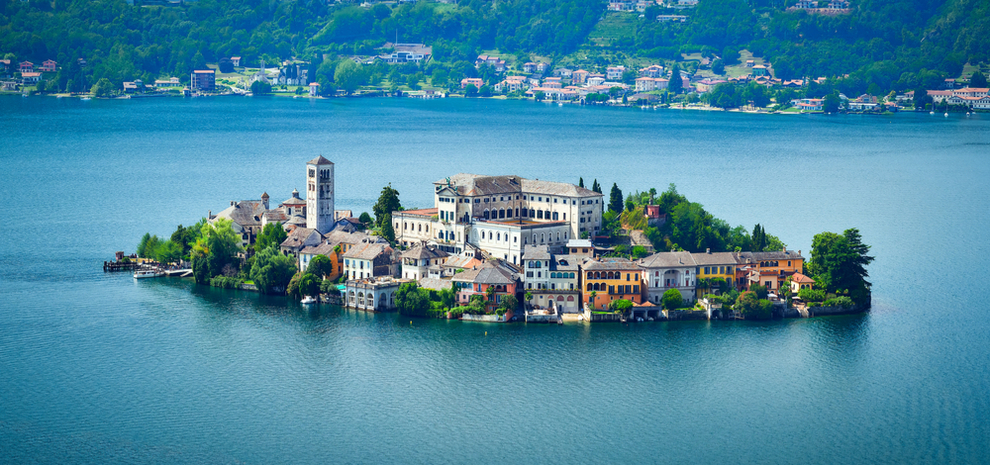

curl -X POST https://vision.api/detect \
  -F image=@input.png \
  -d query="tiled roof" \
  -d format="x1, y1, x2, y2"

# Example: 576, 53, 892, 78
690, 251, 739, 266
215, 200, 267, 228
639, 251, 696, 268
281, 227, 320, 249
307, 155, 333, 165
443, 255, 482, 270
452, 262, 515, 285
522, 245, 551, 261
738, 250, 804, 262
324, 229, 374, 246
583, 257, 640, 271
433, 173, 600, 198
343, 241, 393, 260
791, 272, 815, 284
417, 277, 453, 291
402, 243, 449, 260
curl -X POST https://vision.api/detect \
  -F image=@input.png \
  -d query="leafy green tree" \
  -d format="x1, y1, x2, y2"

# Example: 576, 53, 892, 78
358, 212, 372, 225
298, 273, 320, 297
335, 60, 365, 94
498, 295, 517, 315
711, 59, 724, 75
578, 177, 584, 188
749, 284, 768, 300
155, 240, 183, 265
608, 183, 624, 213
254, 223, 287, 254
137, 233, 152, 258
251, 80, 272, 95
91, 78, 113, 98
396, 282, 430, 317
823, 92, 841, 113
192, 219, 242, 279
251, 246, 297, 294
662, 289, 683, 310
807, 228, 874, 304
609, 298, 633, 314
373, 184, 401, 228
735, 291, 772, 320
465, 84, 479, 96
307, 254, 333, 278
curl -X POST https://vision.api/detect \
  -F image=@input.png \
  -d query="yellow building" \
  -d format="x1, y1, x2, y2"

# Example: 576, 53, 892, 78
737, 250, 805, 292
582, 257, 644, 310
691, 250, 739, 298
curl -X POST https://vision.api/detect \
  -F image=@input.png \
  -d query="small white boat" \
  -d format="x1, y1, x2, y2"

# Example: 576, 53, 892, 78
81, 97, 91, 101
944, 113, 949, 117
930, 111, 935, 114
301, 295, 317, 305
133, 270, 164, 279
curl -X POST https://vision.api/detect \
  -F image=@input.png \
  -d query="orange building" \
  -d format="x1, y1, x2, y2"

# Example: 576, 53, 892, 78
582, 257, 644, 310
736, 250, 805, 293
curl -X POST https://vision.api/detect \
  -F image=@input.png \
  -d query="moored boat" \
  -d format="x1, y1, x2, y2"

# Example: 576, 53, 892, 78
133, 270, 164, 279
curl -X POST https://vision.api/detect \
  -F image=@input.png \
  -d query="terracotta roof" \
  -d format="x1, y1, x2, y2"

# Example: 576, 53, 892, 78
444, 255, 482, 270
791, 273, 815, 284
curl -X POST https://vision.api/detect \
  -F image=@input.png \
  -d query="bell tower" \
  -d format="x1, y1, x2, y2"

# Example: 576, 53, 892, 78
306, 155, 334, 234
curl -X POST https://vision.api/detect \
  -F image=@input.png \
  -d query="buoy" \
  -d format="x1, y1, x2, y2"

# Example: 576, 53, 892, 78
410, 321, 412, 325
485, 331, 487, 336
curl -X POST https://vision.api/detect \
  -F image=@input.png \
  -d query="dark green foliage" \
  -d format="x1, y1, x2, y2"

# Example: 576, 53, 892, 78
498, 295, 517, 315
136, 233, 152, 258
251, 246, 297, 295
609, 298, 633, 314
823, 296, 855, 308
373, 184, 401, 228
307, 254, 333, 279
662, 289, 683, 310
255, 223, 287, 254
155, 240, 183, 265
298, 273, 320, 297
192, 256, 209, 285
798, 288, 826, 303
807, 228, 874, 304
608, 183, 623, 213
250, 80, 272, 95
396, 282, 431, 317
578, 177, 585, 188
358, 212, 373, 225
668, 63, 683, 94
380, 213, 395, 244
971, 71, 988, 88
735, 291, 772, 320
749, 284, 768, 300
209, 275, 242, 289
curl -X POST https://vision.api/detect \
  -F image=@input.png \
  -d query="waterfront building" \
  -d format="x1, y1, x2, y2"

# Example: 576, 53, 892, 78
451, 261, 518, 315
392, 174, 603, 264
639, 251, 698, 305
400, 243, 449, 280
735, 250, 804, 293
344, 276, 412, 312
190, 69, 215, 92
306, 156, 334, 234
790, 272, 816, 293
430, 254, 483, 279
521, 245, 581, 313
280, 227, 323, 256
582, 257, 644, 310
343, 240, 398, 280
691, 249, 739, 298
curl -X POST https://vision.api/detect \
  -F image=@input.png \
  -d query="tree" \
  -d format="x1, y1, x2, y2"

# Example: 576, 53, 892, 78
373, 184, 401, 228
254, 223, 287, 254
298, 273, 320, 297
578, 177, 584, 188
608, 183, 624, 213
251, 246, 297, 294
218, 58, 234, 73
662, 289, 683, 310
358, 212, 372, 225
913, 87, 933, 109
334, 60, 365, 94
735, 291, 772, 320
609, 298, 633, 315
668, 63, 683, 94
155, 240, 183, 265
971, 71, 988, 89
250, 80, 272, 95
137, 233, 152, 258
192, 219, 242, 279
807, 228, 874, 304
498, 295, 518, 315
823, 92, 841, 113
591, 179, 601, 194
711, 59, 724, 75
524, 291, 533, 306
396, 282, 430, 317
749, 284, 768, 300
91, 78, 113, 97
307, 254, 333, 278
380, 213, 395, 244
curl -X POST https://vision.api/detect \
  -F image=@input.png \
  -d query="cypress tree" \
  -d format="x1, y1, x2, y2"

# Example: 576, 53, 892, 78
608, 183, 623, 213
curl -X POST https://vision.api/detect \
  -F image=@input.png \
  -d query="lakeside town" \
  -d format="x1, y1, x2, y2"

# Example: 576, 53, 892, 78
4, 51, 988, 114
117, 156, 874, 324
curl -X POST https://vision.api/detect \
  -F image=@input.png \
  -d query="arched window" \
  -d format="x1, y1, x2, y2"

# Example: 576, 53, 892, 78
515, 208, 519, 217
586, 283, 593, 291
484, 210, 490, 219
587, 272, 593, 279
537, 211, 544, 219
499, 209, 505, 219
530, 209, 536, 217
541, 233, 545, 243
403, 222, 407, 230
594, 271, 600, 279
552, 212, 559, 220
489, 232, 493, 240
567, 296, 575, 302
497, 233, 500, 241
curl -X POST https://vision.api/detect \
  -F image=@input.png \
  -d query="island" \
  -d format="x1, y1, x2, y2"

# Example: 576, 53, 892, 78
115, 156, 875, 324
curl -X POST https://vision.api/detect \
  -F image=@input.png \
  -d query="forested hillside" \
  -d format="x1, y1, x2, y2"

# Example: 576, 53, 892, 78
1, 0, 987, 95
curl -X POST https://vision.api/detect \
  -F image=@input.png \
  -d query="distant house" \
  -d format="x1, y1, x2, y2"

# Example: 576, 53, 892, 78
400, 243, 449, 280
572, 69, 590, 85
639, 251, 697, 306
494, 75, 528, 93
230, 57, 241, 67
606, 66, 626, 81
40, 60, 57, 73
380, 43, 432, 64
536, 62, 550, 74
607, 1, 634, 11
343, 240, 398, 280
460, 78, 484, 89
190, 69, 215, 92
793, 98, 823, 111
542, 77, 563, 89
745, 59, 755, 68
953, 87, 989, 98
639, 64, 665, 78
344, 276, 412, 312
657, 14, 689, 22
452, 261, 519, 316
790, 273, 815, 293
154, 77, 182, 88
553, 68, 574, 79
926, 90, 952, 102
751, 64, 770, 77
0, 59, 9, 75
309, 82, 320, 97
475, 55, 506, 72
586, 74, 606, 86
20, 72, 41, 84
19, 61, 34, 73
635, 77, 668, 92
523, 62, 537, 73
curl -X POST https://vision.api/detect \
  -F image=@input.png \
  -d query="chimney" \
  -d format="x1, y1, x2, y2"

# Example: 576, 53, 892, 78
798, 250, 801, 256
706, 248, 711, 254
262, 192, 270, 210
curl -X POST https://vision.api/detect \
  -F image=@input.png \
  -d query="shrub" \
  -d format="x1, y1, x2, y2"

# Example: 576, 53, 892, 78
662, 289, 683, 310
798, 288, 826, 303
823, 296, 855, 308
209, 276, 242, 289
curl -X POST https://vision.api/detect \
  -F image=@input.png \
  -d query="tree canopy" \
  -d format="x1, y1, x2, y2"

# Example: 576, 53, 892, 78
373, 184, 401, 229
807, 228, 874, 304
251, 245, 297, 295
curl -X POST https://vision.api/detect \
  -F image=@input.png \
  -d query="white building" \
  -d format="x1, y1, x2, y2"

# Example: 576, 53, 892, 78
393, 174, 603, 264
400, 243, 449, 280
639, 251, 697, 305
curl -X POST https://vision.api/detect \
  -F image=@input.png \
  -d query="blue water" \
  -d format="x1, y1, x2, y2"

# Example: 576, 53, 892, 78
1, 96, 989, 464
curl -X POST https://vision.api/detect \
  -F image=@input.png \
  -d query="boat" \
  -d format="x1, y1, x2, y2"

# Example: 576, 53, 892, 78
80, 97, 91, 101
133, 270, 164, 279
301, 295, 317, 305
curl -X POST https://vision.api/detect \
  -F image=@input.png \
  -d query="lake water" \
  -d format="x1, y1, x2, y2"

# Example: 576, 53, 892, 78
1, 96, 989, 464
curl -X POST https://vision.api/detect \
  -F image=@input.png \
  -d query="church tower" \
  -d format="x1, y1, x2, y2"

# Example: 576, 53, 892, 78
306, 156, 334, 234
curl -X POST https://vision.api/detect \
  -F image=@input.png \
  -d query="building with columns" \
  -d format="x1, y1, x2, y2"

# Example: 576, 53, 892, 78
393, 174, 603, 264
